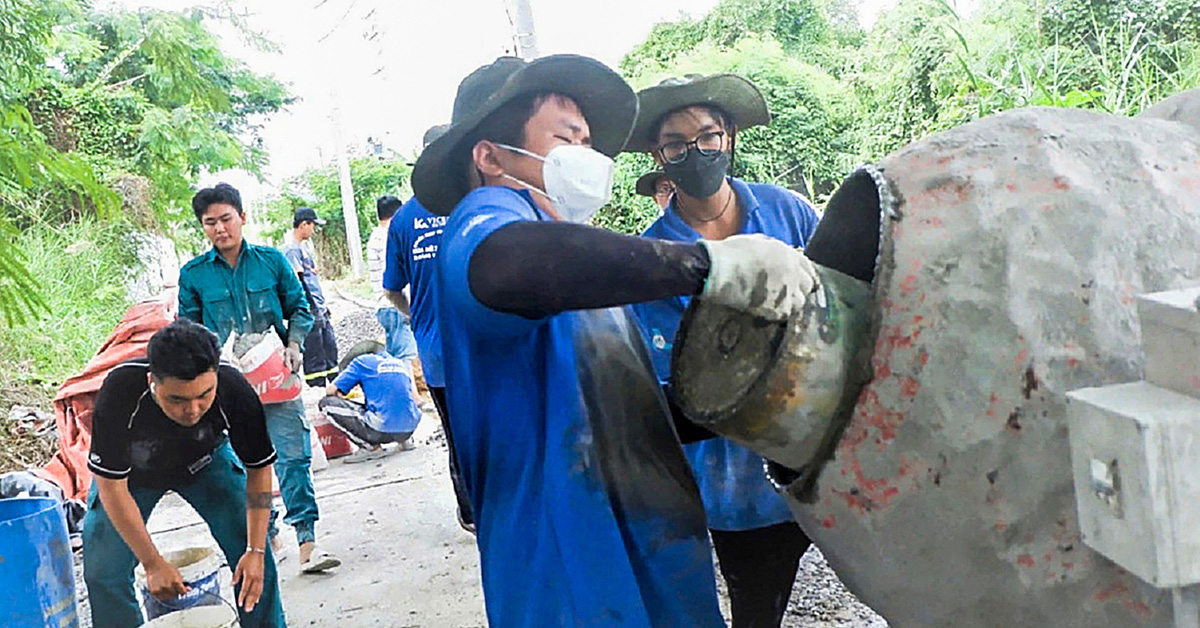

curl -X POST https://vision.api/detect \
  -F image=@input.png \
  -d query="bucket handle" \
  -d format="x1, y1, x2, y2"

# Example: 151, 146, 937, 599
155, 584, 240, 617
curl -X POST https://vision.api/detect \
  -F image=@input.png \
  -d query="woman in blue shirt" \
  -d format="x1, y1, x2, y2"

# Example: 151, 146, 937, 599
627, 74, 821, 628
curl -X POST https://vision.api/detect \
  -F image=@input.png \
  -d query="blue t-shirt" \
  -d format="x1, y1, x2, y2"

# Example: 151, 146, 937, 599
331, 353, 421, 434
279, 240, 326, 314
438, 186, 723, 627
383, 197, 447, 387
632, 177, 820, 532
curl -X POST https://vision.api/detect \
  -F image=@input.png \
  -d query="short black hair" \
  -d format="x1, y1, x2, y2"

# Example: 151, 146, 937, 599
147, 319, 221, 381
377, 195, 403, 221
192, 183, 244, 220
451, 92, 563, 194
647, 104, 734, 147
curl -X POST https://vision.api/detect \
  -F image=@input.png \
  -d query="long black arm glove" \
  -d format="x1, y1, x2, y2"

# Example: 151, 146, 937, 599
467, 221, 710, 319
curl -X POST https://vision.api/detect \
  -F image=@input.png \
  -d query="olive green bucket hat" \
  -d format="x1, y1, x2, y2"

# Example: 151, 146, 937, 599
626, 73, 770, 153
634, 170, 668, 197
412, 55, 638, 215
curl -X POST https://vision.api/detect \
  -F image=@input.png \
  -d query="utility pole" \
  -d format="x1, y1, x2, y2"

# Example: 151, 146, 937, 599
330, 99, 364, 278
507, 0, 539, 60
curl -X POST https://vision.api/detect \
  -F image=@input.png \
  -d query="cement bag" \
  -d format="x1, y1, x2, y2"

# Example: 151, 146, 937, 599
222, 332, 302, 404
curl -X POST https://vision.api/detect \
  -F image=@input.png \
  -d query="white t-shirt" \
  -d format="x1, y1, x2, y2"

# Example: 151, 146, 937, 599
367, 223, 387, 299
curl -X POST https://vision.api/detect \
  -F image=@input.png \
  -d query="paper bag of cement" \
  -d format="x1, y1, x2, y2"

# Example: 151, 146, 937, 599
222, 331, 302, 404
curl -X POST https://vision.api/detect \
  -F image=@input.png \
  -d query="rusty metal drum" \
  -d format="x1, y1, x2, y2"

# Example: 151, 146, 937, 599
672, 95, 1200, 627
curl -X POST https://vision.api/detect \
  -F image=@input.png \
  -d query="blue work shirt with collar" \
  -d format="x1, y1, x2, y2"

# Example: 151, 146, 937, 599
383, 197, 447, 387
280, 239, 327, 315
438, 185, 723, 627
178, 240, 314, 349
631, 177, 820, 532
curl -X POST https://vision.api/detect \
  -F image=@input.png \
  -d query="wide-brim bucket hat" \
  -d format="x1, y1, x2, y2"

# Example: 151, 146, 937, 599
635, 170, 668, 197
626, 74, 770, 153
412, 55, 637, 215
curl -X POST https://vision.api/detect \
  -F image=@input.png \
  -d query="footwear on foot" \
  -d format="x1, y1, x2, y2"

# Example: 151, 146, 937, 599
342, 446, 393, 464
456, 509, 477, 536
300, 548, 341, 574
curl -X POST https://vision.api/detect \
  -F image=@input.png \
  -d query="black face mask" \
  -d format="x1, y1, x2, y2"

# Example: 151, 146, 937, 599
662, 150, 729, 199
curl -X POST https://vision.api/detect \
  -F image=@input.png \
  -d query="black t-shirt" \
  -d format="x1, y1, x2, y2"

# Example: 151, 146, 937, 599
88, 360, 277, 488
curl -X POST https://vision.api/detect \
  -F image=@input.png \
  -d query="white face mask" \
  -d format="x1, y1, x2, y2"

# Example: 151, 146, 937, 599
496, 143, 615, 223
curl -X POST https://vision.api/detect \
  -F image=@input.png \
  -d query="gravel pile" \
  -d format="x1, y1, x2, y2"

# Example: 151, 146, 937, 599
784, 547, 888, 627
332, 309, 385, 361
713, 544, 888, 628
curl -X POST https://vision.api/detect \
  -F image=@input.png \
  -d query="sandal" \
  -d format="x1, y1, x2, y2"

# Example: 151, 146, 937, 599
300, 549, 341, 574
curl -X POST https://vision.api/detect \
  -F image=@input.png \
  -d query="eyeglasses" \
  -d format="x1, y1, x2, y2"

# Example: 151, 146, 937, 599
656, 131, 725, 164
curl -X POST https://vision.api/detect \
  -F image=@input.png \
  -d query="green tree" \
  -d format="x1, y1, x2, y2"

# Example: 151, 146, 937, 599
0, 0, 290, 324
261, 156, 414, 274
0, 0, 117, 323
32, 6, 293, 221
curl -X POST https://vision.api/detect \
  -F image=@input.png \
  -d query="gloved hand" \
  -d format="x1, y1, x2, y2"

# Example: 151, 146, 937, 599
698, 234, 819, 321
283, 342, 303, 375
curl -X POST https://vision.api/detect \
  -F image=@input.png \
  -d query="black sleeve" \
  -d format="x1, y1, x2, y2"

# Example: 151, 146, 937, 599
467, 221, 711, 319
663, 385, 717, 445
87, 365, 144, 480
218, 365, 277, 469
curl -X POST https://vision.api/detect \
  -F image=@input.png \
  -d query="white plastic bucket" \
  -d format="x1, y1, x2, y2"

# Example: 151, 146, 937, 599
135, 546, 223, 620
138, 604, 237, 628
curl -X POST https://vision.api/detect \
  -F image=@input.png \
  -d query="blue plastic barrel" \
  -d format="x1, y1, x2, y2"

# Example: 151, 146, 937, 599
0, 496, 78, 627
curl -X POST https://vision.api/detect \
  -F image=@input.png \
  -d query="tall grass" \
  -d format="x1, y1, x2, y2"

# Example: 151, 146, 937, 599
0, 219, 140, 396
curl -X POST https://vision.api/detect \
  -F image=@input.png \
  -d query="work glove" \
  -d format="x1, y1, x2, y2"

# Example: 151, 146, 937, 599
283, 341, 303, 375
698, 234, 819, 321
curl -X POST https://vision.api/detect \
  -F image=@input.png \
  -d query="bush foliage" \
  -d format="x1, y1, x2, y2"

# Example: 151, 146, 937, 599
593, 0, 1200, 234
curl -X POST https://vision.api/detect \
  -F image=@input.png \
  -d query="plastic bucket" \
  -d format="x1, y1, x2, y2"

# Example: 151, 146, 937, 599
312, 411, 353, 458
135, 546, 222, 621
139, 604, 237, 628
0, 496, 78, 627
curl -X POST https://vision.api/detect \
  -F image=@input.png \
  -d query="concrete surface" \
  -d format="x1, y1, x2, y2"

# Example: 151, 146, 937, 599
1068, 382, 1200, 588
1138, 287, 1200, 398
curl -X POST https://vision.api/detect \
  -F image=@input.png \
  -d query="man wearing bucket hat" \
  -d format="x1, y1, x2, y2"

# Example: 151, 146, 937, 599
636, 169, 674, 210
82, 319, 286, 627
382, 123, 475, 533
626, 74, 822, 628
412, 54, 821, 625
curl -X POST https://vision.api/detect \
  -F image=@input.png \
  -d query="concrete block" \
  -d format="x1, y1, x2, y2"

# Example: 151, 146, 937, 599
1067, 382, 1200, 587
1140, 287, 1200, 397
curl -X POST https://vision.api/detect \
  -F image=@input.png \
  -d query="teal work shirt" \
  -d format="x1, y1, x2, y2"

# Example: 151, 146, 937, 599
178, 240, 314, 349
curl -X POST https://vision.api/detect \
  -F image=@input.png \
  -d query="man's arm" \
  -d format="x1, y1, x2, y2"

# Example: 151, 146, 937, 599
94, 477, 188, 599
327, 359, 362, 398
275, 252, 314, 347
384, 290, 411, 316
177, 271, 203, 323
382, 214, 412, 316
234, 465, 272, 612
467, 221, 814, 322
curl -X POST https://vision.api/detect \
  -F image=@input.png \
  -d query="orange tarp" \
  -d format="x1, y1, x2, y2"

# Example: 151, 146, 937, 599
35, 298, 174, 501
